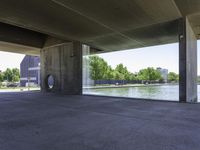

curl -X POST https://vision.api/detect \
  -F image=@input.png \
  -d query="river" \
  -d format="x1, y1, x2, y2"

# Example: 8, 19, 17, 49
83, 85, 200, 101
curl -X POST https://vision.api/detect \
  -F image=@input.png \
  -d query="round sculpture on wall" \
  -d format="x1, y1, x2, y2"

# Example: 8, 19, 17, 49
46, 74, 55, 90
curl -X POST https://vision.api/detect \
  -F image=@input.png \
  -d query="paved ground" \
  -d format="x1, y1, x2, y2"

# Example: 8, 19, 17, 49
0, 92, 200, 150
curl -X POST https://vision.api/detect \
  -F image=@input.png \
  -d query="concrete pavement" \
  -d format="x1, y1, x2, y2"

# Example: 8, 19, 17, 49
0, 92, 200, 150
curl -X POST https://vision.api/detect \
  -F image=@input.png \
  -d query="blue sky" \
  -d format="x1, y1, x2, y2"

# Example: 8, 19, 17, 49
98, 41, 200, 74
0, 41, 200, 74
0, 52, 25, 71
98, 43, 179, 74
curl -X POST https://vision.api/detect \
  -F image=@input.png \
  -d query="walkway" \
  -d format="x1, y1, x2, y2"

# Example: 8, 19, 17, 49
0, 92, 200, 150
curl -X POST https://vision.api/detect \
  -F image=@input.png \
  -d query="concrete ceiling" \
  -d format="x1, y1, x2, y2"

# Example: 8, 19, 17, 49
0, 0, 199, 54
174, 0, 200, 38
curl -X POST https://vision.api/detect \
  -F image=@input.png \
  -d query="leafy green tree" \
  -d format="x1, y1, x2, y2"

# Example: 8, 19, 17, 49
128, 73, 138, 81
113, 70, 124, 80
0, 72, 4, 82
115, 64, 130, 80
138, 67, 162, 81
168, 72, 179, 82
3, 68, 13, 82
12, 75, 20, 82
105, 66, 114, 80
198, 76, 200, 83
3, 68, 20, 82
12, 68, 20, 82
88, 55, 165, 83
89, 55, 109, 80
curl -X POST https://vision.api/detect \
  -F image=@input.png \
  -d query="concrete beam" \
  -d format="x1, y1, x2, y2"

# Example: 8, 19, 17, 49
0, 22, 46, 48
0, 22, 46, 55
41, 38, 82, 94
0, 41, 40, 56
179, 17, 197, 103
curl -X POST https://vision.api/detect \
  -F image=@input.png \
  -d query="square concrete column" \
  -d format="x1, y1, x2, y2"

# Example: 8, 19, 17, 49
179, 17, 197, 103
40, 38, 82, 94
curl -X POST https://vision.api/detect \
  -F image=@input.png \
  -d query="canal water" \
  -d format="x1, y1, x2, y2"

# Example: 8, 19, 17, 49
83, 85, 200, 102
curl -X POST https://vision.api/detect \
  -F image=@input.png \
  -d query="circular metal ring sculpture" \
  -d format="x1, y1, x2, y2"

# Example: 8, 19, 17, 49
46, 74, 55, 90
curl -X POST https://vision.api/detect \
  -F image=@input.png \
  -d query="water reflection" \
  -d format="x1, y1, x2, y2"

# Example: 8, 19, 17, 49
83, 85, 179, 101
84, 85, 200, 101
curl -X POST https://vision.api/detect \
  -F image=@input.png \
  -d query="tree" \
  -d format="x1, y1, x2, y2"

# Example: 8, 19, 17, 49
12, 68, 20, 82
198, 76, 200, 83
115, 64, 130, 80
128, 73, 138, 81
168, 72, 179, 82
113, 70, 124, 80
3, 68, 13, 82
89, 55, 109, 80
3, 68, 20, 82
138, 67, 162, 81
0, 72, 4, 82
105, 66, 114, 80
88, 55, 166, 84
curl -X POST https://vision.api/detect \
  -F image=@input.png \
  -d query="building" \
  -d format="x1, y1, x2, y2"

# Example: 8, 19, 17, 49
20, 55, 40, 87
157, 67, 168, 83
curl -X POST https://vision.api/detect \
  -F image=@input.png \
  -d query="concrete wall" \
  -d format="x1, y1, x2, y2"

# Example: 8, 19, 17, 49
41, 39, 82, 94
179, 17, 197, 102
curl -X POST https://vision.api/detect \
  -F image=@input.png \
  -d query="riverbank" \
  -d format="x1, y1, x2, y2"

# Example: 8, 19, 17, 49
83, 83, 179, 89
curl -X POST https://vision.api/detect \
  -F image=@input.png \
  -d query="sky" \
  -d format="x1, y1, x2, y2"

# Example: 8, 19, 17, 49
97, 41, 200, 74
98, 43, 179, 74
0, 41, 200, 74
0, 52, 25, 71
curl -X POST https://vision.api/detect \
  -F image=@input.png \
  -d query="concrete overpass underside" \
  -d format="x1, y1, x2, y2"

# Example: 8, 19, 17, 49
1, 2, 200, 149
0, 0, 199, 53
0, 0, 199, 102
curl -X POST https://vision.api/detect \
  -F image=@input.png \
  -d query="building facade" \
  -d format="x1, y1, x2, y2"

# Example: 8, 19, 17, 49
157, 67, 168, 83
20, 55, 40, 87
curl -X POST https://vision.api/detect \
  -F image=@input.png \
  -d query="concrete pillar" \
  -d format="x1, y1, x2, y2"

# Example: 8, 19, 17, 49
179, 17, 197, 103
40, 37, 82, 94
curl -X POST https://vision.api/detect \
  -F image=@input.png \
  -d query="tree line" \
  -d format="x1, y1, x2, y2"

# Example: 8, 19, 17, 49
0, 68, 20, 83
88, 55, 179, 82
